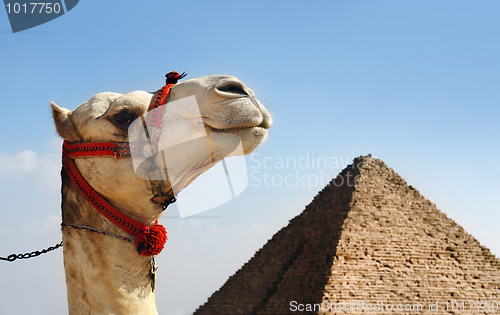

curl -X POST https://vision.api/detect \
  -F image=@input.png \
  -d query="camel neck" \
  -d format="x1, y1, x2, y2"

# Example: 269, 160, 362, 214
60, 170, 158, 315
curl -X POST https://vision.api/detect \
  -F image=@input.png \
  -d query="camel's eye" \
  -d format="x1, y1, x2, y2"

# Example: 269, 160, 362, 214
113, 110, 135, 127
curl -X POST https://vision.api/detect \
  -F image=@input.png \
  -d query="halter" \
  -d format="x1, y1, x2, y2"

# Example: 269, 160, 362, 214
61, 71, 186, 256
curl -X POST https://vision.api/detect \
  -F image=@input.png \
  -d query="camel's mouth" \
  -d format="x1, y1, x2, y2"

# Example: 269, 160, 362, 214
201, 102, 272, 132
200, 89, 273, 132
203, 124, 269, 150
203, 123, 269, 133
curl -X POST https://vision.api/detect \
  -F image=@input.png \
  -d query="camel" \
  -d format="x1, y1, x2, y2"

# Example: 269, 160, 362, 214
51, 73, 272, 314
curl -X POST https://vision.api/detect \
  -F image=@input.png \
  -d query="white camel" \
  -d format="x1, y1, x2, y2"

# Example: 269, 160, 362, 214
51, 74, 272, 314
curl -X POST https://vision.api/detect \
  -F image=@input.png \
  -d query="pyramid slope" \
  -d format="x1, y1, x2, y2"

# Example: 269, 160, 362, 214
195, 156, 500, 314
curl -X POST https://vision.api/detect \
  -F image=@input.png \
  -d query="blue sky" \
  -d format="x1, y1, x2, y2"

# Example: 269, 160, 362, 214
1, 1, 499, 314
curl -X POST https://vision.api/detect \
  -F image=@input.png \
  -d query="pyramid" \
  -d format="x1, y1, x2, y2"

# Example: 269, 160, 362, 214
194, 155, 500, 314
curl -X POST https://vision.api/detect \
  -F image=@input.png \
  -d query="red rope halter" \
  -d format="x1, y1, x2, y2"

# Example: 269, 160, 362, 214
61, 71, 186, 256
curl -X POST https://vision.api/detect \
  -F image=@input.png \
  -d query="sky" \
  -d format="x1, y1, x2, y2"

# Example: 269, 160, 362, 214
1, 1, 499, 314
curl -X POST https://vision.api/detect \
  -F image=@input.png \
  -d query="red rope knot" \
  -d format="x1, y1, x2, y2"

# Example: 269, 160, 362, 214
165, 71, 187, 85
135, 223, 168, 256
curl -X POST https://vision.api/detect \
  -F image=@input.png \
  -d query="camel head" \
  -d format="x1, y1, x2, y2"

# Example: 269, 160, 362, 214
51, 75, 272, 225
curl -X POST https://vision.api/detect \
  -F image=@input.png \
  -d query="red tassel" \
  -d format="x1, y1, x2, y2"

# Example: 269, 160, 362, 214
135, 224, 167, 256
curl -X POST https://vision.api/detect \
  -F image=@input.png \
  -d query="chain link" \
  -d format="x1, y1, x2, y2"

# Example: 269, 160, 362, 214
0, 241, 63, 262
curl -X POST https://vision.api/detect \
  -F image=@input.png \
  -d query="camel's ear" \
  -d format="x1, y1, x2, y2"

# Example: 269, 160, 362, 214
51, 101, 79, 141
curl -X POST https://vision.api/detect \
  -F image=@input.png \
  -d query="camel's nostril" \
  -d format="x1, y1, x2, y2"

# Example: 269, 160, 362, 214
215, 82, 249, 98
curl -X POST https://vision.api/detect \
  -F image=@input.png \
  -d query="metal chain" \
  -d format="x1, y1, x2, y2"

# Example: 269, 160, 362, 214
0, 241, 63, 262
